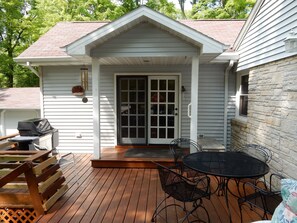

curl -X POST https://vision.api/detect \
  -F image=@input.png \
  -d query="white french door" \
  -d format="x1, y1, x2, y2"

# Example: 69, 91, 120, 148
148, 76, 179, 144
118, 77, 147, 144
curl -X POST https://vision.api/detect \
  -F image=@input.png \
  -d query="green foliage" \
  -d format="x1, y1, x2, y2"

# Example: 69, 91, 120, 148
191, 0, 255, 19
0, 0, 255, 88
146, 0, 177, 18
0, 0, 39, 88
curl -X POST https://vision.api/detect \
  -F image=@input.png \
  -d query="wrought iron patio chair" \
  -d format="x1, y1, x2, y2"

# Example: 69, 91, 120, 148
240, 144, 272, 164
234, 144, 272, 195
238, 173, 284, 222
169, 138, 202, 178
151, 162, 211, 223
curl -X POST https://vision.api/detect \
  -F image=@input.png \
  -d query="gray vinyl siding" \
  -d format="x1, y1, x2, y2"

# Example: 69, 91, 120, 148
42, 66, 94, 153
198, 65, 235, 147
100, 64, 235, 147
42, 64, 235, 152
237, 0, 297, 71
91, 23, 198, 58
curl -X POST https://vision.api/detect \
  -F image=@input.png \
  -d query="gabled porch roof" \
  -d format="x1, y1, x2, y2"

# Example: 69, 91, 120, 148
64, 6, 227, 58
15, 7, 245, 66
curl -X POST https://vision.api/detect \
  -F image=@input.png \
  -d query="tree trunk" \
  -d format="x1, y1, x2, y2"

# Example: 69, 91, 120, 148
7, 49, 14, 87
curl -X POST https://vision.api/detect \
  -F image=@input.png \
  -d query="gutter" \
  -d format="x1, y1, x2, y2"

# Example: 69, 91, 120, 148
26, 62, 40, 77
224, 60, 234, 148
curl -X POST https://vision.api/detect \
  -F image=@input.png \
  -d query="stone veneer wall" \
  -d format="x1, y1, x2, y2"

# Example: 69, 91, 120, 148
231, 55, 297, 179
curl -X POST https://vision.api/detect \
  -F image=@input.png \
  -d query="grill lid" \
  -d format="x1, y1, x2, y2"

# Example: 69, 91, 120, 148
17, 118, 54, 136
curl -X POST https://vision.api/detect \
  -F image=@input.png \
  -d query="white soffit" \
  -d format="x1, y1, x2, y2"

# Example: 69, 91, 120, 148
65, 6, 227, 56
211, 52, 240, 63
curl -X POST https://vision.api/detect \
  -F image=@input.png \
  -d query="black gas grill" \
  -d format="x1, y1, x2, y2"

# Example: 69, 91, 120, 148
10, 118, 59, 150
18, 118, 54, 136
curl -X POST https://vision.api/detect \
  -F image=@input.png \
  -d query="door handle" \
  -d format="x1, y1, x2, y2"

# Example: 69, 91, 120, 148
188, 103, 191, 118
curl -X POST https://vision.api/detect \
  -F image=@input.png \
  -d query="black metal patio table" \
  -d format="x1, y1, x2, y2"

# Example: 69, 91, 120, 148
183, 151, 270, 223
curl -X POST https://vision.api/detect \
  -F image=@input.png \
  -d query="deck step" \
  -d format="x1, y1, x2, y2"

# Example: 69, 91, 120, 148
91, 159, 174, 168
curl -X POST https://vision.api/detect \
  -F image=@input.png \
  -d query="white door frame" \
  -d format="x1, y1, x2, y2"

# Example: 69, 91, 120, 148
114, 73, 181, 145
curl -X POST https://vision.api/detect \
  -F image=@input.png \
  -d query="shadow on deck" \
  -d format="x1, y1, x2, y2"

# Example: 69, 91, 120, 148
34, 153, 272, 223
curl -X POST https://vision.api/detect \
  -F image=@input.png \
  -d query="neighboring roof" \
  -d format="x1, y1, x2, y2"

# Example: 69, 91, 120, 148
0, 88, 40, 109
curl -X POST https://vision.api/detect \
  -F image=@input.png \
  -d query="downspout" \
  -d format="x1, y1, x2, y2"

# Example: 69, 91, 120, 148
27, 62, 43, 118
224, 60, 234, 148
1, 110, 6, 136
26, 62, 40, 77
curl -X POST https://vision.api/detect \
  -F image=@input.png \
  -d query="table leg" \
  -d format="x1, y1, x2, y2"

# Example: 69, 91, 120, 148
224, 178, 232, 223
218, 177, 225, 196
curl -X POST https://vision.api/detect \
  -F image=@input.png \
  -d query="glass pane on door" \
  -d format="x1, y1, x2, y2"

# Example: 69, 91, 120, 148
118, 77, 146, 144
148, 76, 178, 144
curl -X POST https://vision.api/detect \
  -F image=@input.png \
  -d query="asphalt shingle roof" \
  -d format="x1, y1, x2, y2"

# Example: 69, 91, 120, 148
19, 22, 107, 58
181, 20, 245, 49
18, 20, 245, 58
0, 88, 40, 109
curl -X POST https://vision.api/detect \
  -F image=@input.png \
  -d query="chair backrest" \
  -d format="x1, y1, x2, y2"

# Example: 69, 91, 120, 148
169, 138, 201, 164
154, 162, 210, 202
267, 173, 284, 192
241, 144, 272, 163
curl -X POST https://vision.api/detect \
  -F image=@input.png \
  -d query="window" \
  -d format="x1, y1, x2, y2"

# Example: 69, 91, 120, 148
239, 74, 248, 117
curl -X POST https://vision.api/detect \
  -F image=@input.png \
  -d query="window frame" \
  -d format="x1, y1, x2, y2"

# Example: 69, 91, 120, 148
236, 73, 249, 120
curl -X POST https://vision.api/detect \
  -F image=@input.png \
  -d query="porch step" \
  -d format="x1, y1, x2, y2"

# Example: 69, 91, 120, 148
115, 145, 170, 150
91, 159, 174, 168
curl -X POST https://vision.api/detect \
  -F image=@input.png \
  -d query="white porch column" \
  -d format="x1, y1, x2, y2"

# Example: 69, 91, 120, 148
190, 56, 199, 153
92, 59, 100, 159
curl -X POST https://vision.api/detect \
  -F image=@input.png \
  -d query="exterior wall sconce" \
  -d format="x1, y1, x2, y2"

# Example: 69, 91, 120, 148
284, 30, 297, 53
80, 66, 89, 90
182, 86, 186, 92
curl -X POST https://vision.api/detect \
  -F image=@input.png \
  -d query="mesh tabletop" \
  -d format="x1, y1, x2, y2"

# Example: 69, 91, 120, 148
183, 151, 269, 179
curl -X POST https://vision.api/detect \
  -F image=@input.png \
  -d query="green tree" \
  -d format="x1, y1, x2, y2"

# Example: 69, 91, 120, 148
0, 0, 181, 88
33, 0, 178, 35
191, 0, 255, 19
0, 0, 39, 87
146, 0, 177, 18
32, 0, 124, 35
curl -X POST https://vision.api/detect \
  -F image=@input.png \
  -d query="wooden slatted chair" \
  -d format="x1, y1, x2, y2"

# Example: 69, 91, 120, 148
0, 151, 68, 222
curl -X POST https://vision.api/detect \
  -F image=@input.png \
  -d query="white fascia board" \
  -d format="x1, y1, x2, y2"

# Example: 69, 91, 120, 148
66, 6, 226, 56
14, 56, 89, 66
211, 52, 240, 63
233, 0, 265, 50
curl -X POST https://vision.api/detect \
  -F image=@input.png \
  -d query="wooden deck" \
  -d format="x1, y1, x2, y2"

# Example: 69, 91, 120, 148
35, 153, 272, 223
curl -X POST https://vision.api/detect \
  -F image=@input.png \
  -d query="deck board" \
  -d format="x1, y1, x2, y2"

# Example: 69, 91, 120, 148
36, 154, 272, 223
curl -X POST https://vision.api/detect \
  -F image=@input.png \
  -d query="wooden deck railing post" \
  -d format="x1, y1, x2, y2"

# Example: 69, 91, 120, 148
24, 161, 45, 216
